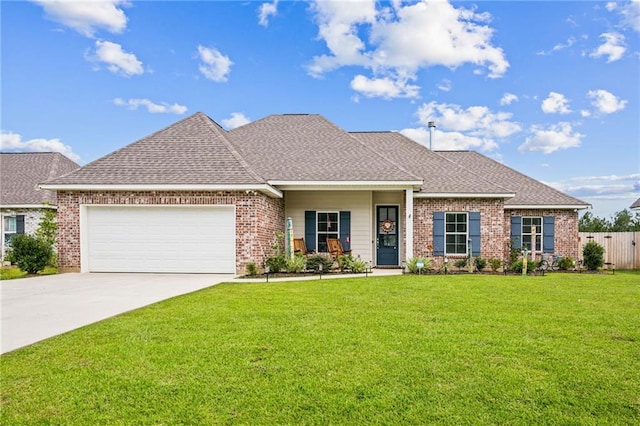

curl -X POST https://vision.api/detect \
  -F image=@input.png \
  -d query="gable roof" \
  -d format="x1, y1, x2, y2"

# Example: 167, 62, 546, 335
45, 112, 272, 192
631, 197, 640, 210
227, 114, 422, 185
435, 151, 590, 208
0, 152, 79, 207
350, 132, 513, 197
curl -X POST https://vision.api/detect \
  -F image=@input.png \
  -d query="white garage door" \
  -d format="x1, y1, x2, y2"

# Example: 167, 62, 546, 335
84, 205, 235, 273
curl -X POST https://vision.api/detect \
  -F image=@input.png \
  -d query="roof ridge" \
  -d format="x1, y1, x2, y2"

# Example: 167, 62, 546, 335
196, 113, 267, 184
430, 150, 514, 194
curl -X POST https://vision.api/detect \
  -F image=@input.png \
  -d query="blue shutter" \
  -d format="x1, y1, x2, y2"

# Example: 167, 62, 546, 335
305, 211, 316, 251
510, 216, 522, 249
339, 211, 351, 250
543, 216, 555, 253
16, 215, 25, 234
433, 212, 444, 256
469, 212, 481, 256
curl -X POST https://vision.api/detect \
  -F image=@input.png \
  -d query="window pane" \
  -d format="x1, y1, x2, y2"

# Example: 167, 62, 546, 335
4, 217, 16, 233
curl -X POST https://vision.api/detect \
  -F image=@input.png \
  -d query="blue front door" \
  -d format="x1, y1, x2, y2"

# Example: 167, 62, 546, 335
376, 206, 399, 266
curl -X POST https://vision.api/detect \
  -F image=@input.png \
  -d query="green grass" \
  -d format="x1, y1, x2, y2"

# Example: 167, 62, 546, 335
0, 265, 58, 280
1, 272, 638, 424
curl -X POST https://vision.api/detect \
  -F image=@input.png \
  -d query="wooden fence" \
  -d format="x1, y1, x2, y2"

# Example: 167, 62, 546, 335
579, 232, 640, 270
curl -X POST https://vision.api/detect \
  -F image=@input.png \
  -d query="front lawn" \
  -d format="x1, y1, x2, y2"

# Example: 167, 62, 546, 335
1, 272, 638, 424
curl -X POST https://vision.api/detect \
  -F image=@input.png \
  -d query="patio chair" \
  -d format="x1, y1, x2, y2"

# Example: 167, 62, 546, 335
293, 238, 314, 256
326, 237, 352, 260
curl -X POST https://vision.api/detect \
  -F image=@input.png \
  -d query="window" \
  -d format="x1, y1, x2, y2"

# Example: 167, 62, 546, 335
522, 217, 542, 252
317, 212, 339, 253
3, 216, 17, 247
445, 213, 468, 255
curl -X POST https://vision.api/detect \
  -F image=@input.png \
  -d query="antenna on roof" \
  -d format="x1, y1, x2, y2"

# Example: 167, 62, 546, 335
428, 121, 436, 150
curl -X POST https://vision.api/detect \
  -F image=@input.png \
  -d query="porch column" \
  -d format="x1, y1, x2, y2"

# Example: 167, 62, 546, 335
405, 188, 414, 260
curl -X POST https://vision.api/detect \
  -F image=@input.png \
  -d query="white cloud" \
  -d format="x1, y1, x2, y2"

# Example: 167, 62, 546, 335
350, 74, 420, 99
307, 0, 508, 99
197, 45, 233, 82
437, 79, 452, 92
587, 89, 628, 114
500, 92, 518, 105
590, 32, 626, 62
518, 122, 583, 154
89, 40, 143, 76
0, 131, 81, 163
547, 173, 640, 200
258, 1, 278, 27
402, 101, 521, 151
221, 112, 251, 129
541, 92, 572, 114
113, 98, 187, 114
614, 0, 640, 32
31, 0, 129, 38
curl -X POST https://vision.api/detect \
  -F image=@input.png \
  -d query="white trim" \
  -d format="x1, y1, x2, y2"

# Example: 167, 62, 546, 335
405, 189, 413, 260
414, 192, 515, 199
444, 212, 469, 256
39, 183, 282, 198
0, 204, 58, 210
269, 180, 423, 191
375, 204, 401, 267
506, 204, 590, 210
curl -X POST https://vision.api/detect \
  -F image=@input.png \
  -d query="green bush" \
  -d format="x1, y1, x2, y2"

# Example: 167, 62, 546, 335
583, 241, 604, 271
488, 258, 502, 272
7, 234, 53, 274
454, 259, 468, 270
265, 255, 286, 273
406, 257, 432, 274
350, 258, 368, 273
337, 255, 353, 272
285, 255, 306, 273
511, 259, 539, 274
474, 257, 487, 271
558, 256, 574, 271
245, 262, 259, 276
306, 254, 333, 272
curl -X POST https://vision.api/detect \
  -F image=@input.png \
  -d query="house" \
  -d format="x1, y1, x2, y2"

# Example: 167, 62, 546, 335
631, 198, 640, 211
1, 152, 79, 258
40, 112, 589, 274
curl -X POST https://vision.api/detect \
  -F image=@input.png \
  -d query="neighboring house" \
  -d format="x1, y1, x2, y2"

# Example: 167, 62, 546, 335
1, 152, 79, 258
40, 112, 589, 274
631, 198, 640, 211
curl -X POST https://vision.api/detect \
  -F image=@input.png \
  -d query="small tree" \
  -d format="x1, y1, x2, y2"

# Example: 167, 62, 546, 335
35, 207, 57, 248
583, 240, 604, 271
8, 234, 53, 274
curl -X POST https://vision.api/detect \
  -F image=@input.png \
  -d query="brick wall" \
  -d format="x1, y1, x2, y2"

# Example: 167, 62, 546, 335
1, 208, 50, 258
56, 191, 285, 273
504, 209, 580, 260
413, 198, 506, 267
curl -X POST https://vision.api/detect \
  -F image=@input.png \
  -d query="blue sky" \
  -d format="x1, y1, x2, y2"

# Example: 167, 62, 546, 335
2, 0, 638, 218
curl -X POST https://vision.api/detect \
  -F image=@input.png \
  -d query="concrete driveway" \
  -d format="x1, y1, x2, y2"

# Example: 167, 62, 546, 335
1, 273, 234, 354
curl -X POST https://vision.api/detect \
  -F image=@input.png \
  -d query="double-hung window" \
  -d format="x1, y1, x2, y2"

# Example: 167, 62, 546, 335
317, 212, 339, 253
445, 213, 468, 255
3, 216, 17, 247
522, 217, 542, 252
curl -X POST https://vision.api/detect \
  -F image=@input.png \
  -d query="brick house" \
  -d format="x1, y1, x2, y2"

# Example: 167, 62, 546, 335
40, 112, 589, 274
1, 152, 79, 259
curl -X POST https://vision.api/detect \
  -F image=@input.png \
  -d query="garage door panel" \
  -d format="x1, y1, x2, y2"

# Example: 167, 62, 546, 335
85, 206, 235, 273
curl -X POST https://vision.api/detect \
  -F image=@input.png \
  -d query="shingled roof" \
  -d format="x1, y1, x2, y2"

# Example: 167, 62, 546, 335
436, 151, 589, 208
227, 114, 421, 183
47, 112, 265, 186
0, 152, 79, 206
350, 132, 513, 196
631, 197, 640, 210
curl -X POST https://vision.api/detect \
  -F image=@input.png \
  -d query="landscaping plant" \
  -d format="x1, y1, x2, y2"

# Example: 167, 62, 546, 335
406, 256, 432, 274
454, 258, 467, 271
583, 240, 605, 271
305, 254, 333, 272
558, 256, 574, 271
285, 255, 306, 273
488, 257, 502, 272
245, 262, 259, 276
474, 257, 487, 271
6, 234, 53, 274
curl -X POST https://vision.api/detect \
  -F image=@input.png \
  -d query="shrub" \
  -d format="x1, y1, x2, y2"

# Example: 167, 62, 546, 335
488, 258, 502, 272
265, 255, 286, 273
558, 256, 574, 271
454, 259, 467, 270
245, 262, 259, 276
306, 254, 333, 272
350, 258, 368, 273
406, 257, 432, 274
474, 257, 487, 271
7, 234, 53, 274
583, 241, 604, 271
285, 255, 306, 273
337, 255, 353, 272
511, 259, 539, 274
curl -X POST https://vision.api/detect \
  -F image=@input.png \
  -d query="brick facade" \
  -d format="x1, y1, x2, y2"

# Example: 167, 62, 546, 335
1, 208, 51, 258
412, 198, 506, 268
56, 191, 284, 274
